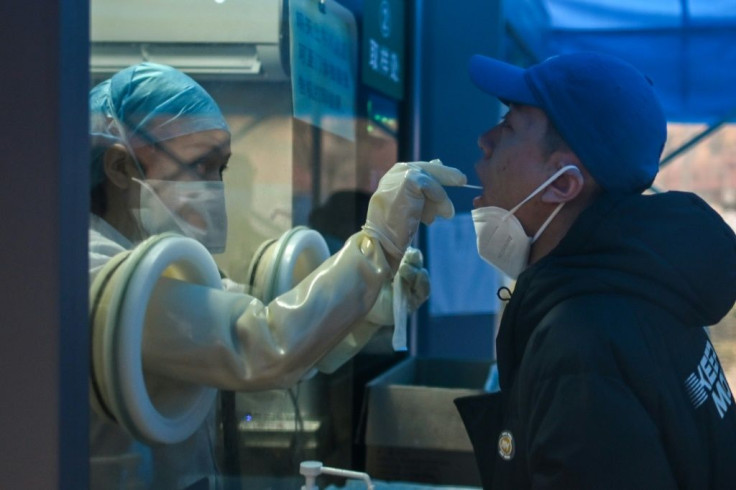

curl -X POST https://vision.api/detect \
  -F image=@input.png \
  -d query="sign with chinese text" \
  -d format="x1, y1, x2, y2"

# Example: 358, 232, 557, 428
289, 0, 357, 141
362, 0, 404, 100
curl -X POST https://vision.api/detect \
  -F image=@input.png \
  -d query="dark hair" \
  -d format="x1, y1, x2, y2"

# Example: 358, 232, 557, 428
543, 119, 602, 198
542, 119, 568, 158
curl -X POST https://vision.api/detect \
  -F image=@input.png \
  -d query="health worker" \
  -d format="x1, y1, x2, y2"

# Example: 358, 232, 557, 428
88, 62, 467, 489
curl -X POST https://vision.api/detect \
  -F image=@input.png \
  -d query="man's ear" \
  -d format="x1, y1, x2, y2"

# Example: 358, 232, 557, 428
541, 156, 585, 204
103, 144, 138, 190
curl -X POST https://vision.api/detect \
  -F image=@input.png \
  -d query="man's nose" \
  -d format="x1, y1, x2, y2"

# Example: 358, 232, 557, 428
478, 128, 497, 157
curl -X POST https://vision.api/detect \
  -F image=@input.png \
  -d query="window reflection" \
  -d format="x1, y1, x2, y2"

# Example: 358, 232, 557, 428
88, 0, 403, 487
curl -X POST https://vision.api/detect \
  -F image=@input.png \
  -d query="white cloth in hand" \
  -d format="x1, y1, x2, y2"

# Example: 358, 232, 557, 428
392, 247, 429, 350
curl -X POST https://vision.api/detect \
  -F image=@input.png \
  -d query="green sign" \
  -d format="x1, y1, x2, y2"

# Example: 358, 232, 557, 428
362, 0, 404, 100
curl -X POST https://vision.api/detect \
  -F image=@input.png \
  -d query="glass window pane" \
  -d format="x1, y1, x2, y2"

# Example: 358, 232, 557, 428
87, 1, 402, 488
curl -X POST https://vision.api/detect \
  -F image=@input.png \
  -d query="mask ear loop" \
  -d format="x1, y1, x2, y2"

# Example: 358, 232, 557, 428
105, 94, 151, 240
502, 165, 580, 241
531, 202, 564, 243
531, 165, 580, 243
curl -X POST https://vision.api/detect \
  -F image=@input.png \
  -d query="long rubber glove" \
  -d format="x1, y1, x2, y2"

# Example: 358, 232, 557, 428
363, 159, 466, 264
142, 161, 464, 391
142, 231, 392, 391
314, 246, 429, 373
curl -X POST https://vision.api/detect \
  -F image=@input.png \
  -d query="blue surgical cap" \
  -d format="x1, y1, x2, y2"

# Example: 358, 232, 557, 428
89, 62, 230, 188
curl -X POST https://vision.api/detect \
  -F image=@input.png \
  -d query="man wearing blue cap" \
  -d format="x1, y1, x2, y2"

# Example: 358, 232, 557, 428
456, 52, 736, 489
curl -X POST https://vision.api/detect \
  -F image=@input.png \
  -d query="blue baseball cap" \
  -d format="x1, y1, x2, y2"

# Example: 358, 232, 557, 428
469, 52, 667, 194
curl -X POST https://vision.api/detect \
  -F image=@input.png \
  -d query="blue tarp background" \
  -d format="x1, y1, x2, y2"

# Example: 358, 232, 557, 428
505, 0, 736, 123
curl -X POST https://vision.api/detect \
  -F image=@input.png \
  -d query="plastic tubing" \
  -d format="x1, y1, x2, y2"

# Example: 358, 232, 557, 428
300, 461, 375, 490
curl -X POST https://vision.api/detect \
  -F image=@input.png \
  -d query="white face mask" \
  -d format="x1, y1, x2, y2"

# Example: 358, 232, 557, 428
134, 178, 228, 253
471, 165, 578, 279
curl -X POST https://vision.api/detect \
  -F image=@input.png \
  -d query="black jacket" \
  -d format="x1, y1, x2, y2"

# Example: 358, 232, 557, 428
457, 191, 736, 489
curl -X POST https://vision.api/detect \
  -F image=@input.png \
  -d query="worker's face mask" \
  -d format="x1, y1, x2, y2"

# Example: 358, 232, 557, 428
134, 178, 228, 254
471, 165, 578, 279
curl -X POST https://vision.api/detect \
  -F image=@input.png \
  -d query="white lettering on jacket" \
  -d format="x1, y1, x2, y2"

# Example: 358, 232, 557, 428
685, 340, 733, 419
